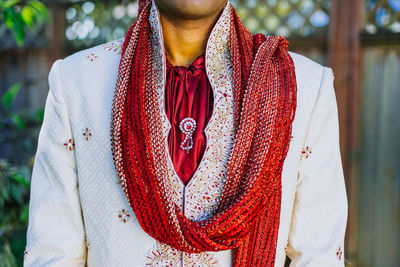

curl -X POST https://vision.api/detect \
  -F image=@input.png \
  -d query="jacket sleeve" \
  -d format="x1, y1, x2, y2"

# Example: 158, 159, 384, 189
24, 60, 86, 266
286, 66, 348, 266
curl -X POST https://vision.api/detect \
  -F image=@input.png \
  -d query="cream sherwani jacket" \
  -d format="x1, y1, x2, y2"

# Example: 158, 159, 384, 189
24, 1, 348, 266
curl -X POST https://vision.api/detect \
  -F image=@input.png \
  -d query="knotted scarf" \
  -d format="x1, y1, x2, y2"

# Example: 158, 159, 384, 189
111, 1, 297, 266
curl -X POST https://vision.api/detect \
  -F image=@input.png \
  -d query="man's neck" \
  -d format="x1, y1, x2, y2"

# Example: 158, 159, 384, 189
158, 8, 224, 67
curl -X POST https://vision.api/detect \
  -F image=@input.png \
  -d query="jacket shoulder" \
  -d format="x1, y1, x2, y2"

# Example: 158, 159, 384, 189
59, 38, 124, 77
47, 39, 124, 105
288, 51, 327, 97
288, 51, 325, 76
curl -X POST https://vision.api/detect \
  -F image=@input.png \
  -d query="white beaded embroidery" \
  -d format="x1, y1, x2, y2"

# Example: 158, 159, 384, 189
102, 38, 124, 55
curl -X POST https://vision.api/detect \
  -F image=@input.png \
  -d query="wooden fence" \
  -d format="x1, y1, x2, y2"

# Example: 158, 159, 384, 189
292, 1, 400, 265
357, 45, 400, 267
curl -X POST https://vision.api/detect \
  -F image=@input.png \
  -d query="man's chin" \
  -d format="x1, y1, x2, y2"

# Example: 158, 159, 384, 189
155, 0, 227, 21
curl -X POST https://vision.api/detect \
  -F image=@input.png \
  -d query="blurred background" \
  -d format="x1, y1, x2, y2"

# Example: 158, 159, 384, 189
0, 0, 399, 266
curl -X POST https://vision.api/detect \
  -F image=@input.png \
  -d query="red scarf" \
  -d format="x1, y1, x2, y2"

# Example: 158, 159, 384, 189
111, 2, 297, 266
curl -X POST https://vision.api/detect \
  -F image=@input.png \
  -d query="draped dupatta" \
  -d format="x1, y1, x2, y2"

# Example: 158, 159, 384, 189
110, 1, 297, 265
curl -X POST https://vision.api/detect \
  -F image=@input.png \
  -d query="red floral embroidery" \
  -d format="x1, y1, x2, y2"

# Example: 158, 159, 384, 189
24, 248, 28, 257
118, 209, 131, 223
87, 53, 98, 62
85, 239, 91, 250
63, 139, 74, 151
336, 246, 343, 260
301, 145, 312, 159
82, 128, 92, 141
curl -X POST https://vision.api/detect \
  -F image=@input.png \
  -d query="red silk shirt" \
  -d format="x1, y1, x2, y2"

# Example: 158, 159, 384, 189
165, 55, 214, 185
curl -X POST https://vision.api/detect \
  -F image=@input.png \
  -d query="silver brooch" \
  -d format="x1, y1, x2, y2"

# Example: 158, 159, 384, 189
179, 118, 197, 154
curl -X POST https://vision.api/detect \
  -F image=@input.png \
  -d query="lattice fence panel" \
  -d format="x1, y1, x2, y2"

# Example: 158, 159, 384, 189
234, 0, 331, 38
365, 0, 400, 34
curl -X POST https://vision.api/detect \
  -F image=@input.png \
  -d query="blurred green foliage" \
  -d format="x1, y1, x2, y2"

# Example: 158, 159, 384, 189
0, 160, 31, 267
1, 83, 45, 135
0, 82, 42, 267
0, 2, 48, 266
0, 0, 49, 46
